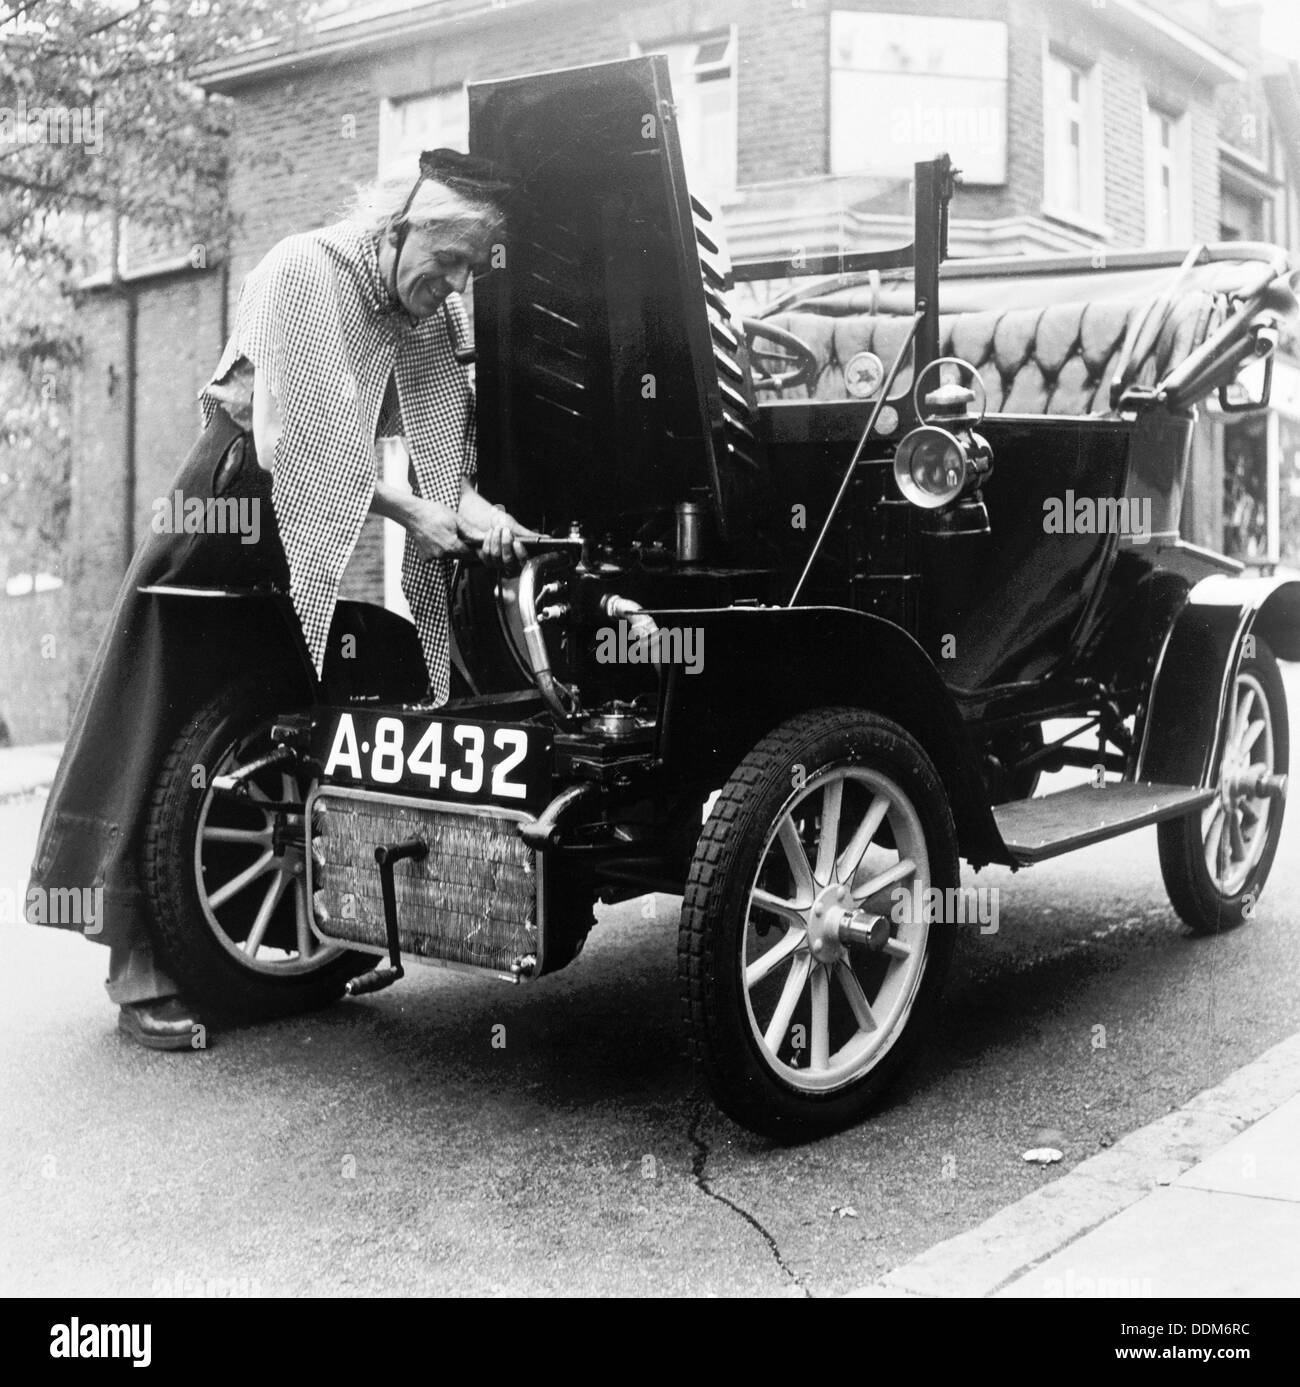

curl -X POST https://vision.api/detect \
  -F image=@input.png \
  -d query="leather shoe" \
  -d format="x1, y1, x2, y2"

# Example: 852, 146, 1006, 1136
117, 997, 205, 1051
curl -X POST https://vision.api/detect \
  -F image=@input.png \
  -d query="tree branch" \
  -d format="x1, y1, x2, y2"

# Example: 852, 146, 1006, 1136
0, 169, 106, 205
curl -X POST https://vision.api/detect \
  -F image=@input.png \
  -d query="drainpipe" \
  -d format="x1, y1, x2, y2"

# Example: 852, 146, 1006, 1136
123, 289, 137, 572
110, 204, 137, 573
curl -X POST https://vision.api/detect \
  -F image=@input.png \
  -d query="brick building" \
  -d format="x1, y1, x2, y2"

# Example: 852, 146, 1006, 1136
28, 0, 1300, 738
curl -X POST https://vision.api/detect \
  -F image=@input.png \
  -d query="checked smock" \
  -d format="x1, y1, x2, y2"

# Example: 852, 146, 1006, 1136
199, 220, 475, 704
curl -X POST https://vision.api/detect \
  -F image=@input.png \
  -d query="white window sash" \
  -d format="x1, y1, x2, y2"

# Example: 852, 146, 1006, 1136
631, 28, 740, 201
1042, 46, 1102, 226
1144, 97, 1192, 246
378, 86, 470, 178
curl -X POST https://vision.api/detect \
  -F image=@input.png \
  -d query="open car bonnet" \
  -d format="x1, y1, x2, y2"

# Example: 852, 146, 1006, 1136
467, 56, 765, 542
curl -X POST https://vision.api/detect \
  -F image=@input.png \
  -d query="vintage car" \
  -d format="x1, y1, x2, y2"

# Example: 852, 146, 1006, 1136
113, 56, 1298, 1137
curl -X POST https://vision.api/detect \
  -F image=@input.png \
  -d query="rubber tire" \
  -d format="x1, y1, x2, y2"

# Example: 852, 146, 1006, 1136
142, 670, 370, 1020
678, 707, 959, 1140
1158, 639, 1289, 936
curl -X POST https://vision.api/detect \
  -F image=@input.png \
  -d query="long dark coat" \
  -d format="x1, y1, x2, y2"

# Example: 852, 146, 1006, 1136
26, 410, 298, 949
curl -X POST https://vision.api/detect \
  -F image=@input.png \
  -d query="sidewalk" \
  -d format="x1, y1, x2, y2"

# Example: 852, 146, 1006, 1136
0, 742, 62, 800
851, 1032, 1300, 1298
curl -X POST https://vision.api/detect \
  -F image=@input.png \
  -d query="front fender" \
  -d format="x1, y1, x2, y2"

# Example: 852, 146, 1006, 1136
1137, 573, 1300, 786
653, 605, 1010, 868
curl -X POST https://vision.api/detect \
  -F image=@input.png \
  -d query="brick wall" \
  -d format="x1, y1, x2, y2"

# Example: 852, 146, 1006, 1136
133, 271, 229, 536
222, 0, 1234, 291
56, 0, 1258, 707
218, 0, 1033, 609
1098, 43, 1149, 248
203, 0, 1238, 614
1039, 0, 1221, 249
734, 0, 830, 187
68, 291, 131, 704
0, 588, 69, 745
66, 268, 226, 716
223, 0, 784, 606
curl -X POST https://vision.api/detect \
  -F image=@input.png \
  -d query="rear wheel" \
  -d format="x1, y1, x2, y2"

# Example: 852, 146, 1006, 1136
679, 708, 958, 1139
142, 671, 369, 1019
1158, 639, 1289, 935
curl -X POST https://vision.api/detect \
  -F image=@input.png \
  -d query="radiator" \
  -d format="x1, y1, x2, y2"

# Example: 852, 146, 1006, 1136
307, 786, 541, 980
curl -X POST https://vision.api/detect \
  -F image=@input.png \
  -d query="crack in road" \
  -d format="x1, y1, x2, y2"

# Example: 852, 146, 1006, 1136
687, 1102, 810, 1296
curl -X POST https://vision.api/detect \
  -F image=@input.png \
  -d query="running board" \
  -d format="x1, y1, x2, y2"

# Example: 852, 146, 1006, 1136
993, 782, 1215, 865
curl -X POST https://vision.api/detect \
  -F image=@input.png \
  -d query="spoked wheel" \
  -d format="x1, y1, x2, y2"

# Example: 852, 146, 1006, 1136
1158, 638, 1289, 935
143, 672, 369, 1019
679, 708, 958, 1138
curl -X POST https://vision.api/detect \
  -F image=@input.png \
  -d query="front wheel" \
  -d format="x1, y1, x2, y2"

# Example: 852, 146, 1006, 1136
142, 671, 370, 1019
678, 708, 959, 1139
1158, 639, 1289, 935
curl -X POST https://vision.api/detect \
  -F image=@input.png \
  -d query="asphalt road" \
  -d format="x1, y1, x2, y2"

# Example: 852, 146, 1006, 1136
3, 669, 1298, 1297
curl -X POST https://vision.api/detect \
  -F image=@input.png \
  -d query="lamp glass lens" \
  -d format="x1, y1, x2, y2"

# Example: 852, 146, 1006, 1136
908, 434, 964, 500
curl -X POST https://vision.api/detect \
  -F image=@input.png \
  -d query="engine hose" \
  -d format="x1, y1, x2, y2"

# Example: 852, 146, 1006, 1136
517, 555, 581, 721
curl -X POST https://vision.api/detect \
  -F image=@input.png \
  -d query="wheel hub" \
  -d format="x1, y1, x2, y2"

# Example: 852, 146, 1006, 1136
194, 735, 338, 976
808, 883, 851, 963
807, 882, 889, 961
1221, 757, 1286, 802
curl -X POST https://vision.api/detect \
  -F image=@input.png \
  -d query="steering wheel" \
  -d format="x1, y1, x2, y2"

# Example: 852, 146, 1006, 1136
742, 317, 820, 394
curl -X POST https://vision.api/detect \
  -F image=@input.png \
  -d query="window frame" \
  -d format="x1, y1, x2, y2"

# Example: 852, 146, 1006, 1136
1143, 94, 1193, 248
631, 25, 740, 205
1042, 44, 1105, 232
378, 84, 470, 179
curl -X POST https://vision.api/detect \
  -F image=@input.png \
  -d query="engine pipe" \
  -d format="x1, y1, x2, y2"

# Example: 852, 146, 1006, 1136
517, 554, 582, 722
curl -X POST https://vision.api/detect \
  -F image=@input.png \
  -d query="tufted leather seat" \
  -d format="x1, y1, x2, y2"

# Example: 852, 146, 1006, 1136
759, 288, 1224, 415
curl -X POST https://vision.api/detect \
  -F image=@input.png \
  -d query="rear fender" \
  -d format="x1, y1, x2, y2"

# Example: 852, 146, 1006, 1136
1136, 574, 1300, 786
139, 587, 427, 706
654, 606, 1010, 867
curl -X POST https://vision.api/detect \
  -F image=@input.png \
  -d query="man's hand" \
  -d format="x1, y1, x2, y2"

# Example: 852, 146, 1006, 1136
457, 507, 538, 572
484, 507, 538, 570
456, 480, 539, 571
402, 496, 472, 561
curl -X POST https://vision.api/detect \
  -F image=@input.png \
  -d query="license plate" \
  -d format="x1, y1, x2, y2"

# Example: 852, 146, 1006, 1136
313, 709, 553, 811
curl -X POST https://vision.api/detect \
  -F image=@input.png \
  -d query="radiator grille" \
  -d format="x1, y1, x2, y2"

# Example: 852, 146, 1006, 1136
308, 789, 538, 975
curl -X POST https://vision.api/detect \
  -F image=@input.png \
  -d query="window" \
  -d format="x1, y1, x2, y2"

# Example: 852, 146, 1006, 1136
1219, 184, 1268, 243
635, 30, 738, 202
1144, 99, 1192, 247
829, 13, 1008, 184
1043, 51, 1102, 222
378, 87, 468, 179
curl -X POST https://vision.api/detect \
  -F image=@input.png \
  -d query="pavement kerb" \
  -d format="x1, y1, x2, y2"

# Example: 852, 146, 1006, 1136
848, 1031, 1300, 1298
